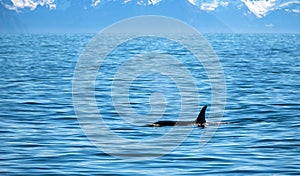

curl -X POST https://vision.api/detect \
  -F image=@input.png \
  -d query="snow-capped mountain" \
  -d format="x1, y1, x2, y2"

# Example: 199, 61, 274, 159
0, 0, 299, 33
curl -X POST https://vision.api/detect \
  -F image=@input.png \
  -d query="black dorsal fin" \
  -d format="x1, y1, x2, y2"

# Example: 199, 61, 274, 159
196, 105, 207, 124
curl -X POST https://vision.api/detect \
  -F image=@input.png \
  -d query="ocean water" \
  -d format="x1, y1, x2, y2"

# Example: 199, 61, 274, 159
0, 33, 299, 175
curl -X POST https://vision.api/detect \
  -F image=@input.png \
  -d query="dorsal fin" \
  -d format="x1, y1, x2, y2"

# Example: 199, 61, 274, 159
196, 105, 207, 124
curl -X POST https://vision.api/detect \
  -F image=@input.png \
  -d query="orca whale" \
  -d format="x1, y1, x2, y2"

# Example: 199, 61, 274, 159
147, 105, 230, 128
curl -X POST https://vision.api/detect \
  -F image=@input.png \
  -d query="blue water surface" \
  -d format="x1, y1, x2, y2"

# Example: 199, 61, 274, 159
0, 34, 299, 175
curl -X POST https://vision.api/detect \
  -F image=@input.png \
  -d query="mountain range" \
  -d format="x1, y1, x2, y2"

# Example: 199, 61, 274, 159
0, 0, 299, 33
